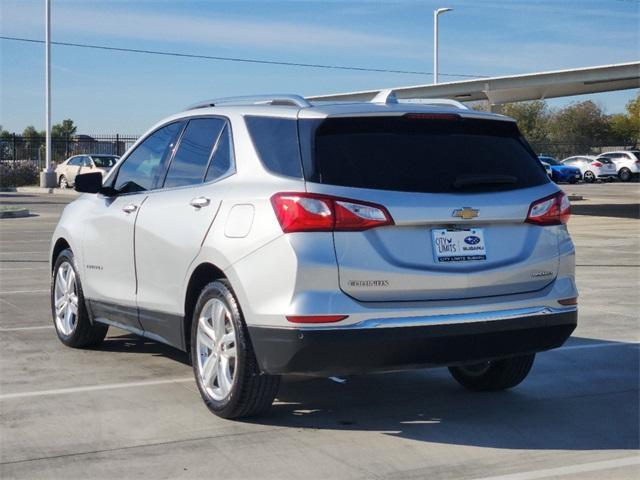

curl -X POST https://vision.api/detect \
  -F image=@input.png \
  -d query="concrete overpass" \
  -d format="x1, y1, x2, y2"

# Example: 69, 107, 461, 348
307, 61, 640, 109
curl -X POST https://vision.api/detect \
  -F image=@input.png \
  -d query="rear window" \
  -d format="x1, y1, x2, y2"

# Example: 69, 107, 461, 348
305, 116, 549, 193
245, 116, 303, 178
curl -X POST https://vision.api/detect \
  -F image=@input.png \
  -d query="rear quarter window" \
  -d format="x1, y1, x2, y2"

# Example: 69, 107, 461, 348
305, 116, 549, 193
244, 116, 303, 178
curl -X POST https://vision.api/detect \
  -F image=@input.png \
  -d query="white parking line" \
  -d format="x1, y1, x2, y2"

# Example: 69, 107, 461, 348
0, 252, 46, 255
471, 456, 640, 480
0, 325, 52, 331
0, 377, 194, 400
0, 267, 49, 271
0, 289, 49, 295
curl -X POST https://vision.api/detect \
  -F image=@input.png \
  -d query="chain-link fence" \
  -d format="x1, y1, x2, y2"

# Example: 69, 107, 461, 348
0, 134, 139, 169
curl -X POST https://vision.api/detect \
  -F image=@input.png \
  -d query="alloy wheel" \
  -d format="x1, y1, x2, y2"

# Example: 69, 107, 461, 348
196, 298, 238, 401
53, 261, 79, 336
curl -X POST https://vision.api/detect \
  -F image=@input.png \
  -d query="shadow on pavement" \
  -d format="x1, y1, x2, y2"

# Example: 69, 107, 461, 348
572, 203, 640, 219
96, 333, 190, 365
250, 337, 639, 451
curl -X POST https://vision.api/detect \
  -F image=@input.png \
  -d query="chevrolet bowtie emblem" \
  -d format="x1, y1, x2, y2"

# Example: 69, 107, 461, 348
452, 207, 479, 220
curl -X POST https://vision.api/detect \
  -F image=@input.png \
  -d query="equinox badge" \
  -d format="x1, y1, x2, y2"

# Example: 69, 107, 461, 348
452, 207, 479, 220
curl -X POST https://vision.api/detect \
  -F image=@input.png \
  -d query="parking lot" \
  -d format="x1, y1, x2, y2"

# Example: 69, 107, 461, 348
1, 183, 638, 479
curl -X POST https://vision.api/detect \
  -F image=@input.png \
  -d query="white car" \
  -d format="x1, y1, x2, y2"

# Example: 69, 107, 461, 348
596, 151, 640, 182
540, 161, 553, 178
55, 154, 119, 188
561, 156, 617, 183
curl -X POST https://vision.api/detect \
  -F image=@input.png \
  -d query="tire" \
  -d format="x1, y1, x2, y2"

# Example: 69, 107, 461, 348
583, 171, 595, 183
618, 168, 632, 182
191, 280, 280, 419
448, 354, 535, 391
51, 249, 108, 348
59, 175, 68, 189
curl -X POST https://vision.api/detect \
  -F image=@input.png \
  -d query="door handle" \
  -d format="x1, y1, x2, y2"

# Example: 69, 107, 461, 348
189, 197, 210, 209
122, 204, 138, 214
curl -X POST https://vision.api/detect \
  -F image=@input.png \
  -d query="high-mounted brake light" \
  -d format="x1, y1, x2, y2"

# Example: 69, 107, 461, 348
591, 161, 603, 167
271, 193, 394, 233
525, 191, 570, 226
403, 113, 460, 121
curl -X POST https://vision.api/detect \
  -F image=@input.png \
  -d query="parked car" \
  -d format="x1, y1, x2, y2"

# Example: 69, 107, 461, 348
55, 154, 119, 188
540, 161, 553, 178
538, 155, 581, 184
596, 151, 640, 182
561, 155, 617, 183
50, 95, 577, 419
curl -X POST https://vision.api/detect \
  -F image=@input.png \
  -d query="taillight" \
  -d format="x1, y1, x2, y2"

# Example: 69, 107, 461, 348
271, 193, 393, 233
525, 191, 570, 226
591, 161, 603, 167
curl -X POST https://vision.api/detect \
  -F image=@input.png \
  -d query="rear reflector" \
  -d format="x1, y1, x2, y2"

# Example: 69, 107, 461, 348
525, 191, 570, 226
271, 192, 393, 233
558, 297, 578, 306
286, 315, 348, 324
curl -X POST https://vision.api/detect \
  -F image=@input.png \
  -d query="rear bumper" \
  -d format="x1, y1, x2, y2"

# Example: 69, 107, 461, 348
249, 309, 577, 375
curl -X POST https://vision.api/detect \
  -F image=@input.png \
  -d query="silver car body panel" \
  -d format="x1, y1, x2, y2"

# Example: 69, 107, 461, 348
51, 101, 577, 355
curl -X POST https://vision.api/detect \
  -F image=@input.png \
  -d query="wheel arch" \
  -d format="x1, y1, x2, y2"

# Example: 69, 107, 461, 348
183, 262, 226, 352
51, 237, 71, 272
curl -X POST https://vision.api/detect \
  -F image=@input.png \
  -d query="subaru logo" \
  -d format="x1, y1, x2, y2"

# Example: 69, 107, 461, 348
464, 235, 480, 245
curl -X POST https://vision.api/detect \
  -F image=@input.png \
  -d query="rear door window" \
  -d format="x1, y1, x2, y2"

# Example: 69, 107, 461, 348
163, 118, 225, 189
204, 124, 234, 183
305, 116, 549, 193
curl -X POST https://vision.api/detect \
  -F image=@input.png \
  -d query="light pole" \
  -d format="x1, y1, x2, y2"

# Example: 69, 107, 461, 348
433, 7, 452, 84
41, 0, 56, 187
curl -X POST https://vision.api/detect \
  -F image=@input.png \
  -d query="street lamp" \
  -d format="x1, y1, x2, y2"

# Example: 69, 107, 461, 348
433, 7, 453, 84
41, 0, 56, 187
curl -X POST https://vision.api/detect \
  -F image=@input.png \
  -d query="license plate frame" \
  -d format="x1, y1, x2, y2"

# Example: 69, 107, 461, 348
432, 228, 487, 263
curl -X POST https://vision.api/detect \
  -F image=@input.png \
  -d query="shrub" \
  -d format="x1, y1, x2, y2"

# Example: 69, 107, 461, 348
0, 161, 39, 188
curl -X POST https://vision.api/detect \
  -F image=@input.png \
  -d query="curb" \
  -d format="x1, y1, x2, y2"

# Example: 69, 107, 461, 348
13, 186, 80, 196
0, 208, 30, 219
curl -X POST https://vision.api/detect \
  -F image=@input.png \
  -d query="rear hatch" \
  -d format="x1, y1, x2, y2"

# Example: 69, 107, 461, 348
301, 113, 559, 302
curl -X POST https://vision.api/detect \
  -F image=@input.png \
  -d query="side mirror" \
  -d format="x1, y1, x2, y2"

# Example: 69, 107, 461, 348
75, 172, 116, 196
74, 172, 102, 193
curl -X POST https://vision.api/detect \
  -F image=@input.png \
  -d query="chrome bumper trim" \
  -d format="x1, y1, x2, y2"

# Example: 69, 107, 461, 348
300, 306, 577, 331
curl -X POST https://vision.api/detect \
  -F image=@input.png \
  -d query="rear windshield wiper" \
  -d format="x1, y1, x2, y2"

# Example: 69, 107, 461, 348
453, 174, 518, 189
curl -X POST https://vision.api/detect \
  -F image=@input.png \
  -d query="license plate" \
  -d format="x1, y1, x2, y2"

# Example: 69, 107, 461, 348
432, 228, 487, 262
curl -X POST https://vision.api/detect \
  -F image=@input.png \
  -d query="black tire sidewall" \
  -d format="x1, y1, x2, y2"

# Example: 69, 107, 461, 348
51, 249, 89, 346
190, 280, 250, 415
619, 168, 631, 182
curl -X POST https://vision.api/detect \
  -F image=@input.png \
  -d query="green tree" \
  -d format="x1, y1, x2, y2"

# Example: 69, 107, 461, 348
501, 101, 550, 144
0, 125, 11, 141
547, 101, 610, 147
51, 119, 77, 139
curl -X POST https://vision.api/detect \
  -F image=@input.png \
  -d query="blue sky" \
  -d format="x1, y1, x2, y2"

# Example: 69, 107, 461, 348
1, 0, 638, 133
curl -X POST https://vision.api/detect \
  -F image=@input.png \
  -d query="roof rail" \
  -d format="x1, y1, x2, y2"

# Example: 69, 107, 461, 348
401, 98, 469, 109
186, 94, 311, 110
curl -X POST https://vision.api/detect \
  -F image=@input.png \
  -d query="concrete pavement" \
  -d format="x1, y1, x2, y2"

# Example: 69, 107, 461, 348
0, 184, 638, 479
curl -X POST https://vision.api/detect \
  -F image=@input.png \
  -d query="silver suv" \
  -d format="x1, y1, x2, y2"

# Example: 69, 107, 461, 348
50, 95, 578, 418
